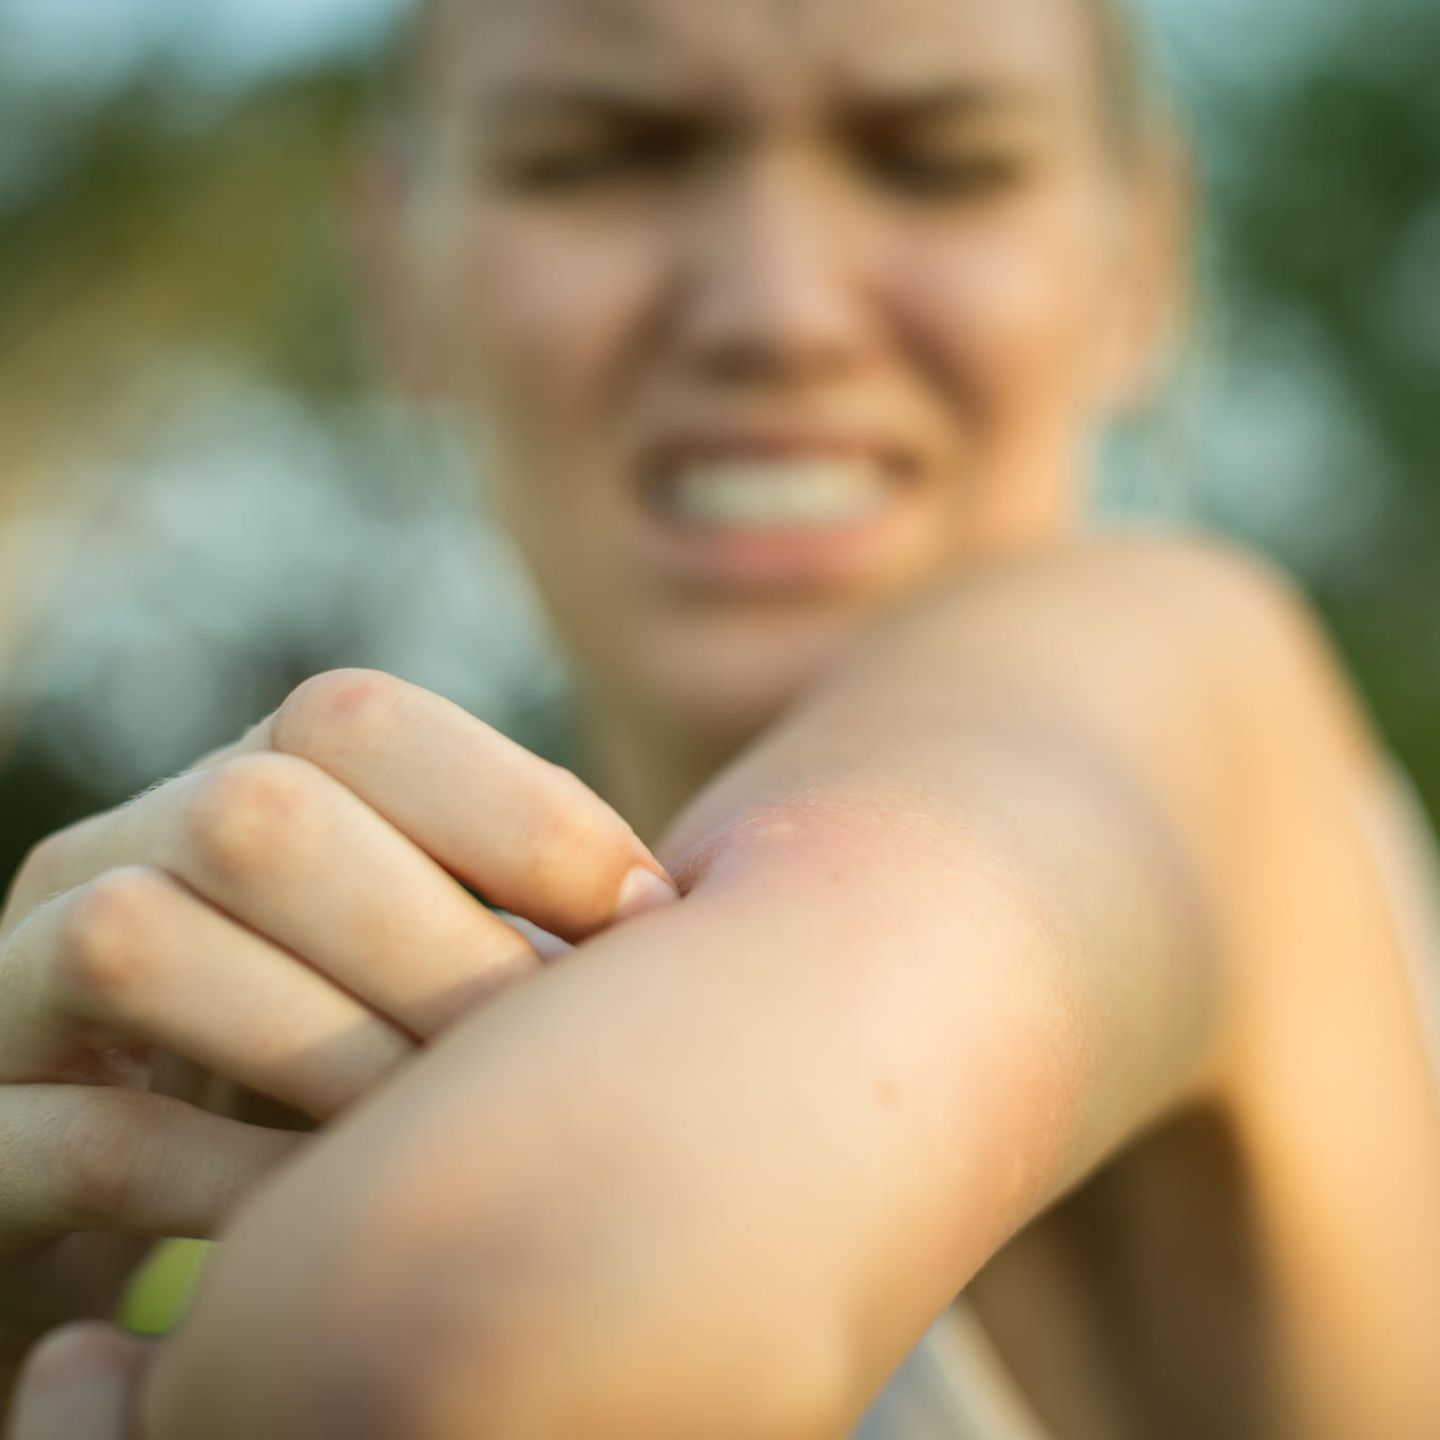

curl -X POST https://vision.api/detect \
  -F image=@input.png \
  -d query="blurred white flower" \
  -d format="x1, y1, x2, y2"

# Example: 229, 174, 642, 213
9, 363, 564, 791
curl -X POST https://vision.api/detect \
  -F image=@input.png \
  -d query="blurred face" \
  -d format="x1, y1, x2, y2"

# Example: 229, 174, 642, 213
392, 0, 1167, 749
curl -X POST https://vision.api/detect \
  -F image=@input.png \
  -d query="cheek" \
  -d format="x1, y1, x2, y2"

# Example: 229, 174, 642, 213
422, 207, 674, 657
891, 191, 1119, 439
437, 211, 669, 450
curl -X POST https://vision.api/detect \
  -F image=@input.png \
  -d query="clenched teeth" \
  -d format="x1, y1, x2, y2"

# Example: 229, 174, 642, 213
661, 460, 892, 530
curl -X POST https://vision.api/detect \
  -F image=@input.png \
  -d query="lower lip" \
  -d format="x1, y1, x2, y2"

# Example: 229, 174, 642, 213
636, 483, 918, 594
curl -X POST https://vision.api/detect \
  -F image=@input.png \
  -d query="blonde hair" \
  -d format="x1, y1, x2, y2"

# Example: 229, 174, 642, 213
1086, 0, 1172, 160
383, 0, 1170, 162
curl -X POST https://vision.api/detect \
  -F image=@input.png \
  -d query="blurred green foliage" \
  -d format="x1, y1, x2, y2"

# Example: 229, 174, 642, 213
1198, 4, 1440, 803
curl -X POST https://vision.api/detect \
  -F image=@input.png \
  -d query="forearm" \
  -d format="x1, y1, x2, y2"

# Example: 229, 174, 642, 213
142, 800, 1217, 1434
142, 537, 1268, 1438
138, 823, 1111, 1437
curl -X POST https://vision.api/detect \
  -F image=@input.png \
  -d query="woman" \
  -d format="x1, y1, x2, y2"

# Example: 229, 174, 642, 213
5, 0, 1440, 1435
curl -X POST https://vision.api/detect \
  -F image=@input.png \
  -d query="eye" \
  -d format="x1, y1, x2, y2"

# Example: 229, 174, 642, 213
492, 122, 703, 193
858, 141, 1030, 201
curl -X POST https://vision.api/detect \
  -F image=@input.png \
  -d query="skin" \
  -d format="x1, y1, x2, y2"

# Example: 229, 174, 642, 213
5, 0, 1440, 1436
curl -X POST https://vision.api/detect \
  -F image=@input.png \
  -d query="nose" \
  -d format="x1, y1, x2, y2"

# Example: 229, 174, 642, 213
672, 152, 875, 388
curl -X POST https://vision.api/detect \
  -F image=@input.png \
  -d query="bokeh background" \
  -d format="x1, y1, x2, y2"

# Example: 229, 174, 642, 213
1, 0, 1438, 881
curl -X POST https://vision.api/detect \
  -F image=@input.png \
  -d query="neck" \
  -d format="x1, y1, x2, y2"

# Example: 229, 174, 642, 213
576, 681, 741, 851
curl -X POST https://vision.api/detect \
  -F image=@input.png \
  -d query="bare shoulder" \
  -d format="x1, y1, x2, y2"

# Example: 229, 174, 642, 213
1167, 530, 1440, 1372
1073, 530, 1372, 723
923, 528, 1362, 713
873, 530, 1357, 738
946, 534, 1440, 1435
859, 530, 1378, 878
1080, 533, 1440, 1434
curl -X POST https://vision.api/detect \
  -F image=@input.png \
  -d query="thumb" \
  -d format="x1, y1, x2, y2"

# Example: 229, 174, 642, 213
6, 1325, 156, 1440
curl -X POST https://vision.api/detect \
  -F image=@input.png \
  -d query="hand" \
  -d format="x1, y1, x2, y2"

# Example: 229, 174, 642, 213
0, 669, 675, 1383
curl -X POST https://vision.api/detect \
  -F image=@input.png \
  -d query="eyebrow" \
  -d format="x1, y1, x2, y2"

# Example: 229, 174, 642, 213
485, 85, 703, 123
837, 80, 1052, 125
484, 79, 1050, 126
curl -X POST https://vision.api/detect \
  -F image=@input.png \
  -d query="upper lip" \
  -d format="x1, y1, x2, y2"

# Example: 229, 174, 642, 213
641, 430, 920, 483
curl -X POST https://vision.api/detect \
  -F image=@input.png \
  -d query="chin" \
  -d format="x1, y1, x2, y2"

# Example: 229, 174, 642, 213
615, 600, 883, 757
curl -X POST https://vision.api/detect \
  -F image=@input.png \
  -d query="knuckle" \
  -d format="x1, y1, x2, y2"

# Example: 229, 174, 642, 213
55, 1090, 152, 1226
55, 867, 171, 1004
5, 828, 78, 918
271, 668, 405, 766
17, 830, 70, 893
184, 753, 318, 885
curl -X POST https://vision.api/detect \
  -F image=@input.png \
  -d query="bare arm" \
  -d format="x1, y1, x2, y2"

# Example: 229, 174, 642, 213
131, 534, 1440, 1437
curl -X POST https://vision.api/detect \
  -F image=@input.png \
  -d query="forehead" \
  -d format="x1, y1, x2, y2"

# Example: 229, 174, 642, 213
427, 0, 1101, 109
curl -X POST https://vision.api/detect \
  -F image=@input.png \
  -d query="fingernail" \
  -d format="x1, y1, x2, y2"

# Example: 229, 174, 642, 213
614, 865, 681, 923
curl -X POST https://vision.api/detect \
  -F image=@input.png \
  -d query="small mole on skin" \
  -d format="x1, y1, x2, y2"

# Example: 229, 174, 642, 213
875, 1075, 902, 1110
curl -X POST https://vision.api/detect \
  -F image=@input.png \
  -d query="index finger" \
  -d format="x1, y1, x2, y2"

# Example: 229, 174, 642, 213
241, 670, 676, 942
